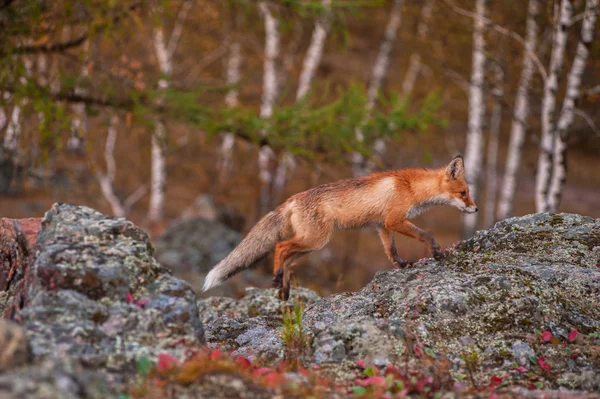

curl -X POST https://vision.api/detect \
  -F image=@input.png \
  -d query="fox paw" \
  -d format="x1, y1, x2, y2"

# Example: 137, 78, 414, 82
272, 271, 283, 289
432, 249, 445, 261
393, 257, 413, 268
278, 287, 290, 301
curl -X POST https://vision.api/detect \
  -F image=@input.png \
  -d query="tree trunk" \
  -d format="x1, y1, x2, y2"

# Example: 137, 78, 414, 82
497, 0, 539, 220
97, 115, 126, 218
296, 0, 332, 101
68, 40, 90, 154
535, 0, 571, 213
273, 0, 332, 198
258, 1, 280, 215
484, 63, 503, 228
219, 36, 242, 181
547, 0, 597, 212
148, 26, 171, 223
401, 0, 434, 98
353, 0, 404, 176
462, 0, 487, 238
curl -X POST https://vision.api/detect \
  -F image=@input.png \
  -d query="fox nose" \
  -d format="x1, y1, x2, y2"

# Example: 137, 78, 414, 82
474, 207, 479, 212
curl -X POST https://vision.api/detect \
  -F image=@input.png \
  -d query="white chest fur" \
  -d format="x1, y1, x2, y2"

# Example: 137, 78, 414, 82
405, 195, 452, 219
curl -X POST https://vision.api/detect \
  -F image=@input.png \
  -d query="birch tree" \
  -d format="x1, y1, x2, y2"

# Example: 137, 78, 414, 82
258, 1, 280, 215
462, 0, 487, 237
148, 0, 192, 223
68, 39, 90, 153
97, 115, 146, 217
484, 62, 503, 228
353, 0, 404, 176
273, 0, 332, 197
401, 0, 434, 98
547, 0, 597, 211
218, 11, 242, 182
497, 0, 539, 220
535, 0, 571, 213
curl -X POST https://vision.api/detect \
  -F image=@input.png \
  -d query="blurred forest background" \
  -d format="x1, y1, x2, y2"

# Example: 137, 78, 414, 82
1, 0, 599, 296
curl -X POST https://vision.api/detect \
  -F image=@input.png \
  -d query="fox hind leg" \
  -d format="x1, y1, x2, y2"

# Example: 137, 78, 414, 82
275, 232, 330, 300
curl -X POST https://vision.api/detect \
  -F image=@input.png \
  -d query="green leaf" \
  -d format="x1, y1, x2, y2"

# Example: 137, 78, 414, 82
425, 347, 436, 358
136, 356, 152, 375
352, 386, 367, 397
364, 366, 376, 377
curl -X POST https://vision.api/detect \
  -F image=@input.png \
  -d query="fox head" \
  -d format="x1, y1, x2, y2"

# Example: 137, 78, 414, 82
441, 155, 478, 214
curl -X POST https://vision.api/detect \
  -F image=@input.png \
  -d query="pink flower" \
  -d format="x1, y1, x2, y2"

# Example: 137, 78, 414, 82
568, 329, 578, 341
157, 353, 177, 370
537, 357, 551, 371
541, 331, 552, 342
356, 376, 387, 387
356, 360, 366, 368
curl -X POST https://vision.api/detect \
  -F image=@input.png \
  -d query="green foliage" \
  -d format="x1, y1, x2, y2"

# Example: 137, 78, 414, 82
136, 356, 152, 376
281, 303, 308, 368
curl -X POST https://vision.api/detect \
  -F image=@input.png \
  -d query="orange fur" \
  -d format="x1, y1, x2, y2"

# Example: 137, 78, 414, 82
203, 155, 477, 300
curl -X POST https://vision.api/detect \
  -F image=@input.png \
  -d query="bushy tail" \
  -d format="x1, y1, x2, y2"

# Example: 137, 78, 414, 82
202, 210, 285, 292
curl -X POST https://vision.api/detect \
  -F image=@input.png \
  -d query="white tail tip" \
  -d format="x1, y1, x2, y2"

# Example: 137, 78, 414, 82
202, 269, 222, 292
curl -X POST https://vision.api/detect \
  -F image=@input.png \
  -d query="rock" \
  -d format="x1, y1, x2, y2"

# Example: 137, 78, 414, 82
154, 217, 270, 296
16, 203, 204, 388
0, 359, 115, 399
0, 217, 41, 319
0, 319, 30, 372
299, 213, 600, 388
198, 287, 320, 363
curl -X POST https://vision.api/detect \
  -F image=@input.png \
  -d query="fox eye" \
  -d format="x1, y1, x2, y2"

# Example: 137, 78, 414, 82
460, 191, 467, 197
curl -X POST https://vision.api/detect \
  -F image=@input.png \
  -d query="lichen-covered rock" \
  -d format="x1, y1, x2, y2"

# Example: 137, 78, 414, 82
0, 217, 41, 318
0, 359, 115, 399
18, 203, 204, 383
301, 213, 600, 390
198, 287, 320, 363
0, 319, 30, 372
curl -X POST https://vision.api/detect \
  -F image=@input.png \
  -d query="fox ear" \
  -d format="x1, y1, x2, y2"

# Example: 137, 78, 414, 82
446, 155, 464, 180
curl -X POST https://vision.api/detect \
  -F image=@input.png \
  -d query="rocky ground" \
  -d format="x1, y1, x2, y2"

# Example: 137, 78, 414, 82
0, 204, 599, 398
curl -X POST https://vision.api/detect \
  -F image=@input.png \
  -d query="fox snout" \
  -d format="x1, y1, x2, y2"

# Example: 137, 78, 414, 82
464, 205, 478, 213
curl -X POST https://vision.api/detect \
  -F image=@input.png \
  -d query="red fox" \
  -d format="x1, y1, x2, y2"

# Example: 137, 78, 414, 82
203, 155, 477, 300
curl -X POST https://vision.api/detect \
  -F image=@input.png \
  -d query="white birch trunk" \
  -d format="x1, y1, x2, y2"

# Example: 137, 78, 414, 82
97, 116, 126, 218
68, 40, 90, 153
296, 0, 332, 101
497, 0, 539, 220
547, 0, 597, 212
258, 1, 280, 214
3, 105, 21, 152
219, 38, 241, 180
273, 0, 332, 197
401, 0, 434, 98
484, 63, 503, 228
353, 0, 404, 176
148, 26, 172, 223
535, 0, 571, 213
462, 0, 487, 237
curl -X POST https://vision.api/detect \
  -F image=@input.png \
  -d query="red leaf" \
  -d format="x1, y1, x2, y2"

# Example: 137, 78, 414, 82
537, 357, 551, 371
570, 353, 579, 359
541, 331, 552, 342
356, 360, 366, 368
568, 329, 578, 341
490, 376, 503, 386
356, 376, 387, 387
209, 350, 221, 361
236, 356, 251, 369
514, 366, 527, 373
126, 291, 134, 303
413, 345, 423, 356
135, 297, 150, 308
254, 367, 271, 376
157, 353, 177, 370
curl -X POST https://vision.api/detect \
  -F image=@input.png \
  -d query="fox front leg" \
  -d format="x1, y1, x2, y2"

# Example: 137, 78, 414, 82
389, 220, 444, 261
378, 228, 414, 268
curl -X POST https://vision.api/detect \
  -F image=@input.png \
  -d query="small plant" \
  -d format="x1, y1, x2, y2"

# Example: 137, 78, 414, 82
281, 303, 308, 369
